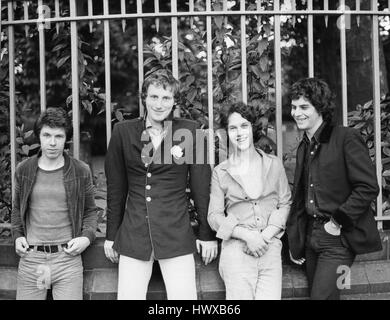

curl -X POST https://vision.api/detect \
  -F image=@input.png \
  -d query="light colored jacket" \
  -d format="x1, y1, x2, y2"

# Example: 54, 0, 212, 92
208, 149, 292, 241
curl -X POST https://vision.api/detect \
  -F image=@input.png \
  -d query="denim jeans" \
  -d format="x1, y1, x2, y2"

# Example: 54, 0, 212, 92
219, 238, 282, 300
117, 253, 197, 300
305, 218, 355, 300
16, 250, 83, 300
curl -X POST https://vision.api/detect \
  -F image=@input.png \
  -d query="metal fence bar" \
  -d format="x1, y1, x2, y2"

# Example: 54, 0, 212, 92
8, 1, 16, 201
307, 0, 314, 77
340, 0, 348, 126
121, 0, 126, 32
171, 0, 179, 117
54, 0, 60, 34
240, 0, 247, 104
88, 0, 93, 33
274, 0, 283, 159
23, 1, 29, 36
371, 0, 383, 229
38, 0, 46, 112
137, 0, 144, 116
206, 0, 214, 167
103, 0, 112, 147
154, 0, 159, 33
2, 10, 390, 26
69, 0, 79, 160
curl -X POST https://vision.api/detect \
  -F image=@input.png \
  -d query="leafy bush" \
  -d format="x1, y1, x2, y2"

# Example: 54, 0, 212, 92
348, 94, 390, 218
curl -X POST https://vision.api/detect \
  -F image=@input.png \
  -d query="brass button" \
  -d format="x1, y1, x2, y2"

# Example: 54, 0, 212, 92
146, 185, 151, 190
146, 197, 151, 202
147, 173, 152, 178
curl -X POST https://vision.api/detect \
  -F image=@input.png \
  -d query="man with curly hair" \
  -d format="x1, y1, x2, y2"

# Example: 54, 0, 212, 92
286, 77, 382, 300
11, 107, 97, 300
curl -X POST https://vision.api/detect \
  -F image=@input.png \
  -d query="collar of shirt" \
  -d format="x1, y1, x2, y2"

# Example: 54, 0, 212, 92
303, 121, 326, 145
145, 117, 169, 149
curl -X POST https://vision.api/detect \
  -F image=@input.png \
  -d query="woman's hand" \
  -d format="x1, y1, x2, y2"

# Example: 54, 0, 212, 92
243, 230, 269, 258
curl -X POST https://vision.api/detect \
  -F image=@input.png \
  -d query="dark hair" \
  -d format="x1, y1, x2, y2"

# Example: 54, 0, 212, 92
141, 69, 180, 107
290, 77, 335, 123
34, 107, 73, 142
220, 102, 263, 143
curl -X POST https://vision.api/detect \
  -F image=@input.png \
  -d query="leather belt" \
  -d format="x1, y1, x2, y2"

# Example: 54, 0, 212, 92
28, 243, 68, 253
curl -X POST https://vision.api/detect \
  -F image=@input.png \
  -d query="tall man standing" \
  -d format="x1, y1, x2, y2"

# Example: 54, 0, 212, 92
287, 78, 382, 300
104, 70, 218, 300
11, 107, 97, 300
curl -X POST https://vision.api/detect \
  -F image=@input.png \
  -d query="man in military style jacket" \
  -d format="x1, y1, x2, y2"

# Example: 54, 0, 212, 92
286, 78, 382, 300
104, 70, 218, 300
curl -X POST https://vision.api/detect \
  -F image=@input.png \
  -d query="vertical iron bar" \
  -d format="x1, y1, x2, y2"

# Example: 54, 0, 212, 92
340, 0, 348, 126
121, 0, 126, 32
154, 0, 159, 33
223, 0, 228, 27
206, 0, 214, 166
356, 0, 360, 27
104, 0, 112, 147
137, 0, 144, 115
70, 0, 79, 159
38, 0, 46, 112
55, 0, 60, 34
274, 0, 283, 159
371, 0, 383, 229
171, 0, 179, 116
324, 0, 328, 27
189, 0, 194, 29
23, 1, 29, 36
8, 1, 16, 201
307, 0, 314, 77
240, 0, 247, 104
88, 0, 93, 33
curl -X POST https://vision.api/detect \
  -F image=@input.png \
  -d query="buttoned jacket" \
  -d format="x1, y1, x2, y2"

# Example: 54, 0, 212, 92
208, 149, 292, 241
287, 123, 382, 258
104, 117, 215, 260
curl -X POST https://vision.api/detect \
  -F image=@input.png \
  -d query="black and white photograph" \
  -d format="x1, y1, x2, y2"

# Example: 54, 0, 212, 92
0, 0, 390, 309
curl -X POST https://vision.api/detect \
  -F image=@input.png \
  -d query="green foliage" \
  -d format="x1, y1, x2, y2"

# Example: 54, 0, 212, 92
348, 95, 390, 216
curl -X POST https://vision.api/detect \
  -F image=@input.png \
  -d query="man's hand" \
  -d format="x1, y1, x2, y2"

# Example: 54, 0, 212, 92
196, 240, 218, 265
243, 244, 255, 257
64, 237, 90, 256
104, 240, 119, 263
243, 230, 269, 258
289, 250, 305, 265
15, 237, 29, 257
324, 220, 341, 236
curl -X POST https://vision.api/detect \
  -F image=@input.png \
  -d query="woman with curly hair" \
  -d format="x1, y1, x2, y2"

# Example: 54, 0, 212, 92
208, 102, 291, 300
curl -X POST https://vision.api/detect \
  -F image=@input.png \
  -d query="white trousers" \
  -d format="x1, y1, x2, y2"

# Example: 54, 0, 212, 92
117, 253, 197, 300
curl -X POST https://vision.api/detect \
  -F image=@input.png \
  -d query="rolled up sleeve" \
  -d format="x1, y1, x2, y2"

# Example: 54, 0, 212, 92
207, 169, 239, 240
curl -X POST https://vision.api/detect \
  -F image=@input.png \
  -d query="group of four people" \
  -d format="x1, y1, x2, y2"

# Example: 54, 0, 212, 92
11, 71, 382, 300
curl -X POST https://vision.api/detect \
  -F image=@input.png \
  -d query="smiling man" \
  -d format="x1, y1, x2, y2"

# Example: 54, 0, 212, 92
104, 69, 218, 300
11, 107, 97, 300
286, 78, 382, 300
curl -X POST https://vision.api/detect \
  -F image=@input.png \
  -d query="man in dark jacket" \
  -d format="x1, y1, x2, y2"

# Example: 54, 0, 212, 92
286, 78, 382, 300
104, 70, 218, 300
11, 107, 97, 300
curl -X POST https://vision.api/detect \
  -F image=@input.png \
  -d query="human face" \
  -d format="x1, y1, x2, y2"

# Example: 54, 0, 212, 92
291, 96, 323, 137
145, 84, 175, 127
227, 112, 254, 152
39, 125, 66, 161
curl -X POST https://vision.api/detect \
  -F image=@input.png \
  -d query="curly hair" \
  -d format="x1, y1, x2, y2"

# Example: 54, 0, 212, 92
290, 77, 335, 123
34, 107, 73, 142
141, 69, 180, 107
220, 102, 263, 143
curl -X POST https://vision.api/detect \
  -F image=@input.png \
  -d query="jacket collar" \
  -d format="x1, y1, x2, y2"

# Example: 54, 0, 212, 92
32, 149, 72, 175
318, 121, 334, 143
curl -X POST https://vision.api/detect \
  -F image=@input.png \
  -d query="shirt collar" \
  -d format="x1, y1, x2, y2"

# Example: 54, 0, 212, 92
303, 121, 326, 144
